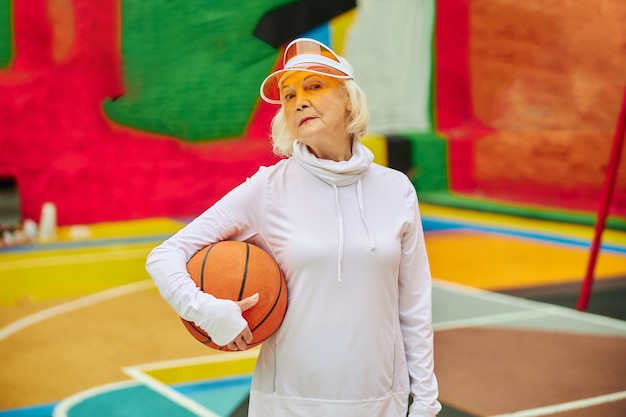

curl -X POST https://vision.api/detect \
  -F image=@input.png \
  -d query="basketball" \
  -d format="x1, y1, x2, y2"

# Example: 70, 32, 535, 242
181, 241, 288, 351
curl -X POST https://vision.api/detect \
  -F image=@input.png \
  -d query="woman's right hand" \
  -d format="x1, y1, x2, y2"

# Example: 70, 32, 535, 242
227, 293, 259, 351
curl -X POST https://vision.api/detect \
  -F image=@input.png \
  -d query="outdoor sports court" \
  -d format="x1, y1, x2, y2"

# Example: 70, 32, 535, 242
1, 204, 625, 417
2, 1, 626, 416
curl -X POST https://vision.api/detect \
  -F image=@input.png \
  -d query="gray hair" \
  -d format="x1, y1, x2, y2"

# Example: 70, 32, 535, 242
269, 78, 370, 157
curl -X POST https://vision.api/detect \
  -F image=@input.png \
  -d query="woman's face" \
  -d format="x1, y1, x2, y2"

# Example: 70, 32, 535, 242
279, 71, 352, 161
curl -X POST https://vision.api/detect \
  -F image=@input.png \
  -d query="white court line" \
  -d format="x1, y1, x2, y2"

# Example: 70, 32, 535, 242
132, 349, 260, 372
53, 380, 140, 417
0, 280, 154, 341
0, 247, 151, 270
488, 390, 626, 417
433, 279, 626, 333
124, 366, 221, 417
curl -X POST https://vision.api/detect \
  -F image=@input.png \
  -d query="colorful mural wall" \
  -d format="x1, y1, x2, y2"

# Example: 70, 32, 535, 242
1, 0, 625, 229
436, 1, 626, 227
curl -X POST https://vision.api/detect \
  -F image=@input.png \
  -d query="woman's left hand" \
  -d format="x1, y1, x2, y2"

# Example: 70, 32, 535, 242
226, 293, 259, 350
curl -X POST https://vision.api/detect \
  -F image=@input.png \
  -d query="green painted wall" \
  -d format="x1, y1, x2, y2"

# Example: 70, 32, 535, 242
103, 0, 293, 141
0, 0, 11, 68
405, 132, 449, 193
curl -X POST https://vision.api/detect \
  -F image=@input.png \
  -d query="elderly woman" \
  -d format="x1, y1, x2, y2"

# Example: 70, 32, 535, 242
146, 38, 441, 417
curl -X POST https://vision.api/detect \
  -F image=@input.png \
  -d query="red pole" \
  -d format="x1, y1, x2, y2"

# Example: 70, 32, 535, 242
577, 86, 626, 311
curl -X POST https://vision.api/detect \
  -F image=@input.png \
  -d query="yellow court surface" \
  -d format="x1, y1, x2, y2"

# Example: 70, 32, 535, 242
0, 218, 185, 306
2, 205, 624, 304
426, 230, 626, 290
420, 204, 626, 291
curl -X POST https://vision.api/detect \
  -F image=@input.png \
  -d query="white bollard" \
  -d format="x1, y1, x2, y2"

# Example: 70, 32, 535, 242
38, 202, 57, 242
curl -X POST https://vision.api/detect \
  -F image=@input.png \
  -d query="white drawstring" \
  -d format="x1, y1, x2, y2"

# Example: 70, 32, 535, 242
333, 180, 376, 282
357, 179, 376, 250
332, 183, 344, 282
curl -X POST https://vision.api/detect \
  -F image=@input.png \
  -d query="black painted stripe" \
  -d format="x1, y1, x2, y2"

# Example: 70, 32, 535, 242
253, 0, 356, 48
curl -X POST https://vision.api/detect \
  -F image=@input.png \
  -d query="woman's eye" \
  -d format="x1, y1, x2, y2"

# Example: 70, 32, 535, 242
309, 83, 322, 90
283, 93, 294, 101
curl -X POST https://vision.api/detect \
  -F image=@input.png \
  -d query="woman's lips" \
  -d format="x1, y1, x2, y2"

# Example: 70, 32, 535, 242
299, 117, 315, 126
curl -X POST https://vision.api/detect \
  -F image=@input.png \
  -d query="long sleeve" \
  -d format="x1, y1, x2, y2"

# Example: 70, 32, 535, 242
145, 168, 268, 346
398, 184, 441, 416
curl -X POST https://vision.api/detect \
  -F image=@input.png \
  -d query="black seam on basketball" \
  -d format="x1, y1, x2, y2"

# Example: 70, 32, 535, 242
251, 265, 284, 332
199, 243, 216, 292
237, 242, 250, 301
188, 321, 212, 344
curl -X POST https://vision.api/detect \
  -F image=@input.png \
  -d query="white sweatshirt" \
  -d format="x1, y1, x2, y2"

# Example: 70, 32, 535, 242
146, 140, 441, 417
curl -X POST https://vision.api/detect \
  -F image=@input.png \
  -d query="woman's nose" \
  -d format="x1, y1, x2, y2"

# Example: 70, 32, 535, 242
296, 100, 309, 111
295, 92, 310, 111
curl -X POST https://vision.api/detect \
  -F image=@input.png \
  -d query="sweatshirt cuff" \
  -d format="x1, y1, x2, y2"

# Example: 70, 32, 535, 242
408, 400, 442, 417
192, 297, 248, 346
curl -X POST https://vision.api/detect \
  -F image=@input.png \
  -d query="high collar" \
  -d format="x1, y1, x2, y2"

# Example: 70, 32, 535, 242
291, 139, 374, 186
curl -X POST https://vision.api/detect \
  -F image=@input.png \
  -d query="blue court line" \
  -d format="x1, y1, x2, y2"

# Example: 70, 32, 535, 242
421, 217, 626, 254
173, 375, 253, 395
0, 235, 174, 253
1, 217, 624, 255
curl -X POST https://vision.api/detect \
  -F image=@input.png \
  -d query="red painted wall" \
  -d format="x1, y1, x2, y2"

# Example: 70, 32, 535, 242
436, 0, 626, 216
0, 0, 279, 226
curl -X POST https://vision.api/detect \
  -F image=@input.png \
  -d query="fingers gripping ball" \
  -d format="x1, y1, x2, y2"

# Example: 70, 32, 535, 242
182, 241, 288, 351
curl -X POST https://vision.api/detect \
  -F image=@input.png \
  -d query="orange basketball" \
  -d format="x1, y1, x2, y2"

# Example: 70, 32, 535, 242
181, 241, 288, 351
